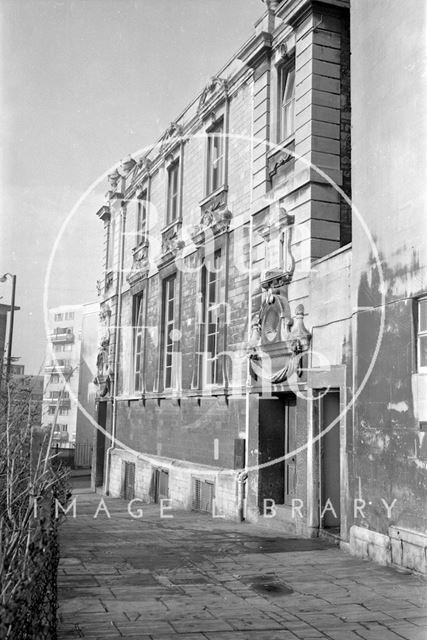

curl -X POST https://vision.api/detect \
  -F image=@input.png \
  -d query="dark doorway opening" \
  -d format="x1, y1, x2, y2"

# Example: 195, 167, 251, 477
258, 393, 297, 511
319, 391, 341, 532
94, 401, 107, 488
122, 461, 136, 501
153, 468, 169, 503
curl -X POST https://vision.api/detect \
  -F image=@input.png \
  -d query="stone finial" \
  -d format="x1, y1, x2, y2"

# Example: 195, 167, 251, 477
107, 170, 120, 191
121, 155, 136, 174
291, 304, 311, 352
262, 0, 280, 11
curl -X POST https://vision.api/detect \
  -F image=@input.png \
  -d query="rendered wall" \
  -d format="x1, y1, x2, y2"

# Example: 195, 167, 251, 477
351, 0, 427, 558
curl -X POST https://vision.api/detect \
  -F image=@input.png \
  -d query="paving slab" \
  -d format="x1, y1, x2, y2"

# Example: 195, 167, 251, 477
58, 491, 427, 639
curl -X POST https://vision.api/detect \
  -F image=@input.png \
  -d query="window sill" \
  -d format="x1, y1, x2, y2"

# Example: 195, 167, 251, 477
199, 185, 228, 208
267, 136, 295, 160
132, 238, 149, 253
161, 218, 182, 235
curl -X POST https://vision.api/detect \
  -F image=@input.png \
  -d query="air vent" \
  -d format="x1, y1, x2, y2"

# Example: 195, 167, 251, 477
192, 477, 214, 513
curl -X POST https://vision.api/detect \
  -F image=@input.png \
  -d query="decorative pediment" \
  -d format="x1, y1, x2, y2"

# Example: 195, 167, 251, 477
160, 122, 184, 153
158, 223, 185, 267
191, 189, 231, 246
198, 76, 228, 117
126, 240, 150, 285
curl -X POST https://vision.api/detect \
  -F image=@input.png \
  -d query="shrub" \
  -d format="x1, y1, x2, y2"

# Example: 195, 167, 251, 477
0, 380, 70, 639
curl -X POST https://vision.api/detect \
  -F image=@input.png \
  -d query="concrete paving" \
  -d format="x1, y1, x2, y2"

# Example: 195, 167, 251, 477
58, 491, 427, 640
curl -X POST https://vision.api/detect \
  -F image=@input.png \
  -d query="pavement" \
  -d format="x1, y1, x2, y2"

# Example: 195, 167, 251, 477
58, 490, 427, 640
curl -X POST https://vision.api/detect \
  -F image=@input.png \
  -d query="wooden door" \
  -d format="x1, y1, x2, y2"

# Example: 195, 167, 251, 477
123, 461, 136, 501
320, 392, 340, 529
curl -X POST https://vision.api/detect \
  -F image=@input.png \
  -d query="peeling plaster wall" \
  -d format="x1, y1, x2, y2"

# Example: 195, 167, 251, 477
351, 0, 427, 556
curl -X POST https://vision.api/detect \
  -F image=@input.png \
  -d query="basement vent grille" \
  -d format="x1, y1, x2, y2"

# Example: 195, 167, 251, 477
192, 477, 214, 513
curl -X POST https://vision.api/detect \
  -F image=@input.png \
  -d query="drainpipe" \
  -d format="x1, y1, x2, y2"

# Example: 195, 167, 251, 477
105, 200, 126, 495
238, 78, 255, 522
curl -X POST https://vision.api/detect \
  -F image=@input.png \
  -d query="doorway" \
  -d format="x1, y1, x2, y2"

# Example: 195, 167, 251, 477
319, 391, 341, 531
122, 461, 136, 501
94, 401, 107, 488
153, 468, 169, 503
258, 393, 296, 510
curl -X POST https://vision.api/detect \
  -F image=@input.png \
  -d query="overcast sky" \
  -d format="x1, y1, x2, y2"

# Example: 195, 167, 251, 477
0, 0, 262, 374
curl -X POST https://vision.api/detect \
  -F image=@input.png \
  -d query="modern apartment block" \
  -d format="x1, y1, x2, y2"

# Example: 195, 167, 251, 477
76, 301, 99, 464
92, 0, 426, 573
43, 305, 83, 446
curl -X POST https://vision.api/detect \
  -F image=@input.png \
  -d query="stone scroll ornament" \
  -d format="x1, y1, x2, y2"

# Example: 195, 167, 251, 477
248, 289, 311, 384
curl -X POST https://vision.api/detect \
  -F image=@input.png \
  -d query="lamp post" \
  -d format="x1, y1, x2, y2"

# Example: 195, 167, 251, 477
0, 273, 17, 379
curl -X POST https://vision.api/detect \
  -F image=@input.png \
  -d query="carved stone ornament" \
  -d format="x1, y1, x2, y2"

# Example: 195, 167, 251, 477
260, 208, 295, 287
262, 0, 280, 10
104, 270, 114, 290
99, 303, 111, 323
268, 145, 294, 180
107, 170, 121, 192
126, 240, 150, 285
197, 76, 228, 117
121, 154, 137, 174
137, 155, 152, 174
159, 224, 185, 265
191, 189, 231, 246
160, 121, 184, 152
248, 285, 311, 385
94, 303, 112, 397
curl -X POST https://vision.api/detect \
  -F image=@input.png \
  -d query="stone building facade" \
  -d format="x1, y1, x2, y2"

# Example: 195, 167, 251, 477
92, 0, 426, 573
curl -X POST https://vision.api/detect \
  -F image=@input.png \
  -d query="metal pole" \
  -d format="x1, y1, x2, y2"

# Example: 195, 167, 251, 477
6, 275, 16, 379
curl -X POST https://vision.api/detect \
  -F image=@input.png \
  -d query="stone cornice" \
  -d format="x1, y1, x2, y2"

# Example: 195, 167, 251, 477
276, 0, 349, 27
237, 31, 272, 68
96, 205, 111, 222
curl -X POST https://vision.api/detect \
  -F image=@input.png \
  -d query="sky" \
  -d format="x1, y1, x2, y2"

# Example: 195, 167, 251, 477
0, 0, 262, 375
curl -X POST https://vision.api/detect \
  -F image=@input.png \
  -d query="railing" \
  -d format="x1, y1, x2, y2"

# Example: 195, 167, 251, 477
51, 442, 93, 469
45, 398, 71, 410
44, 362, 73, 375
49, 331, 74, 344
74, 442, 93, 468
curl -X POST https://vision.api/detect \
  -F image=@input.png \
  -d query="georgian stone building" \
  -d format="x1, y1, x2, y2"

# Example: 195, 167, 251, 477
93, 0, 427, 573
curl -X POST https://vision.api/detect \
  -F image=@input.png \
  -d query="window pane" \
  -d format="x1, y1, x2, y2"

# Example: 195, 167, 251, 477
283, 69, 295, 103
419, 298, 427, 333
167, 164, 179, 223
280, 66, 295, 140
420, 335, 427, 368
168, 277, 174, 299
